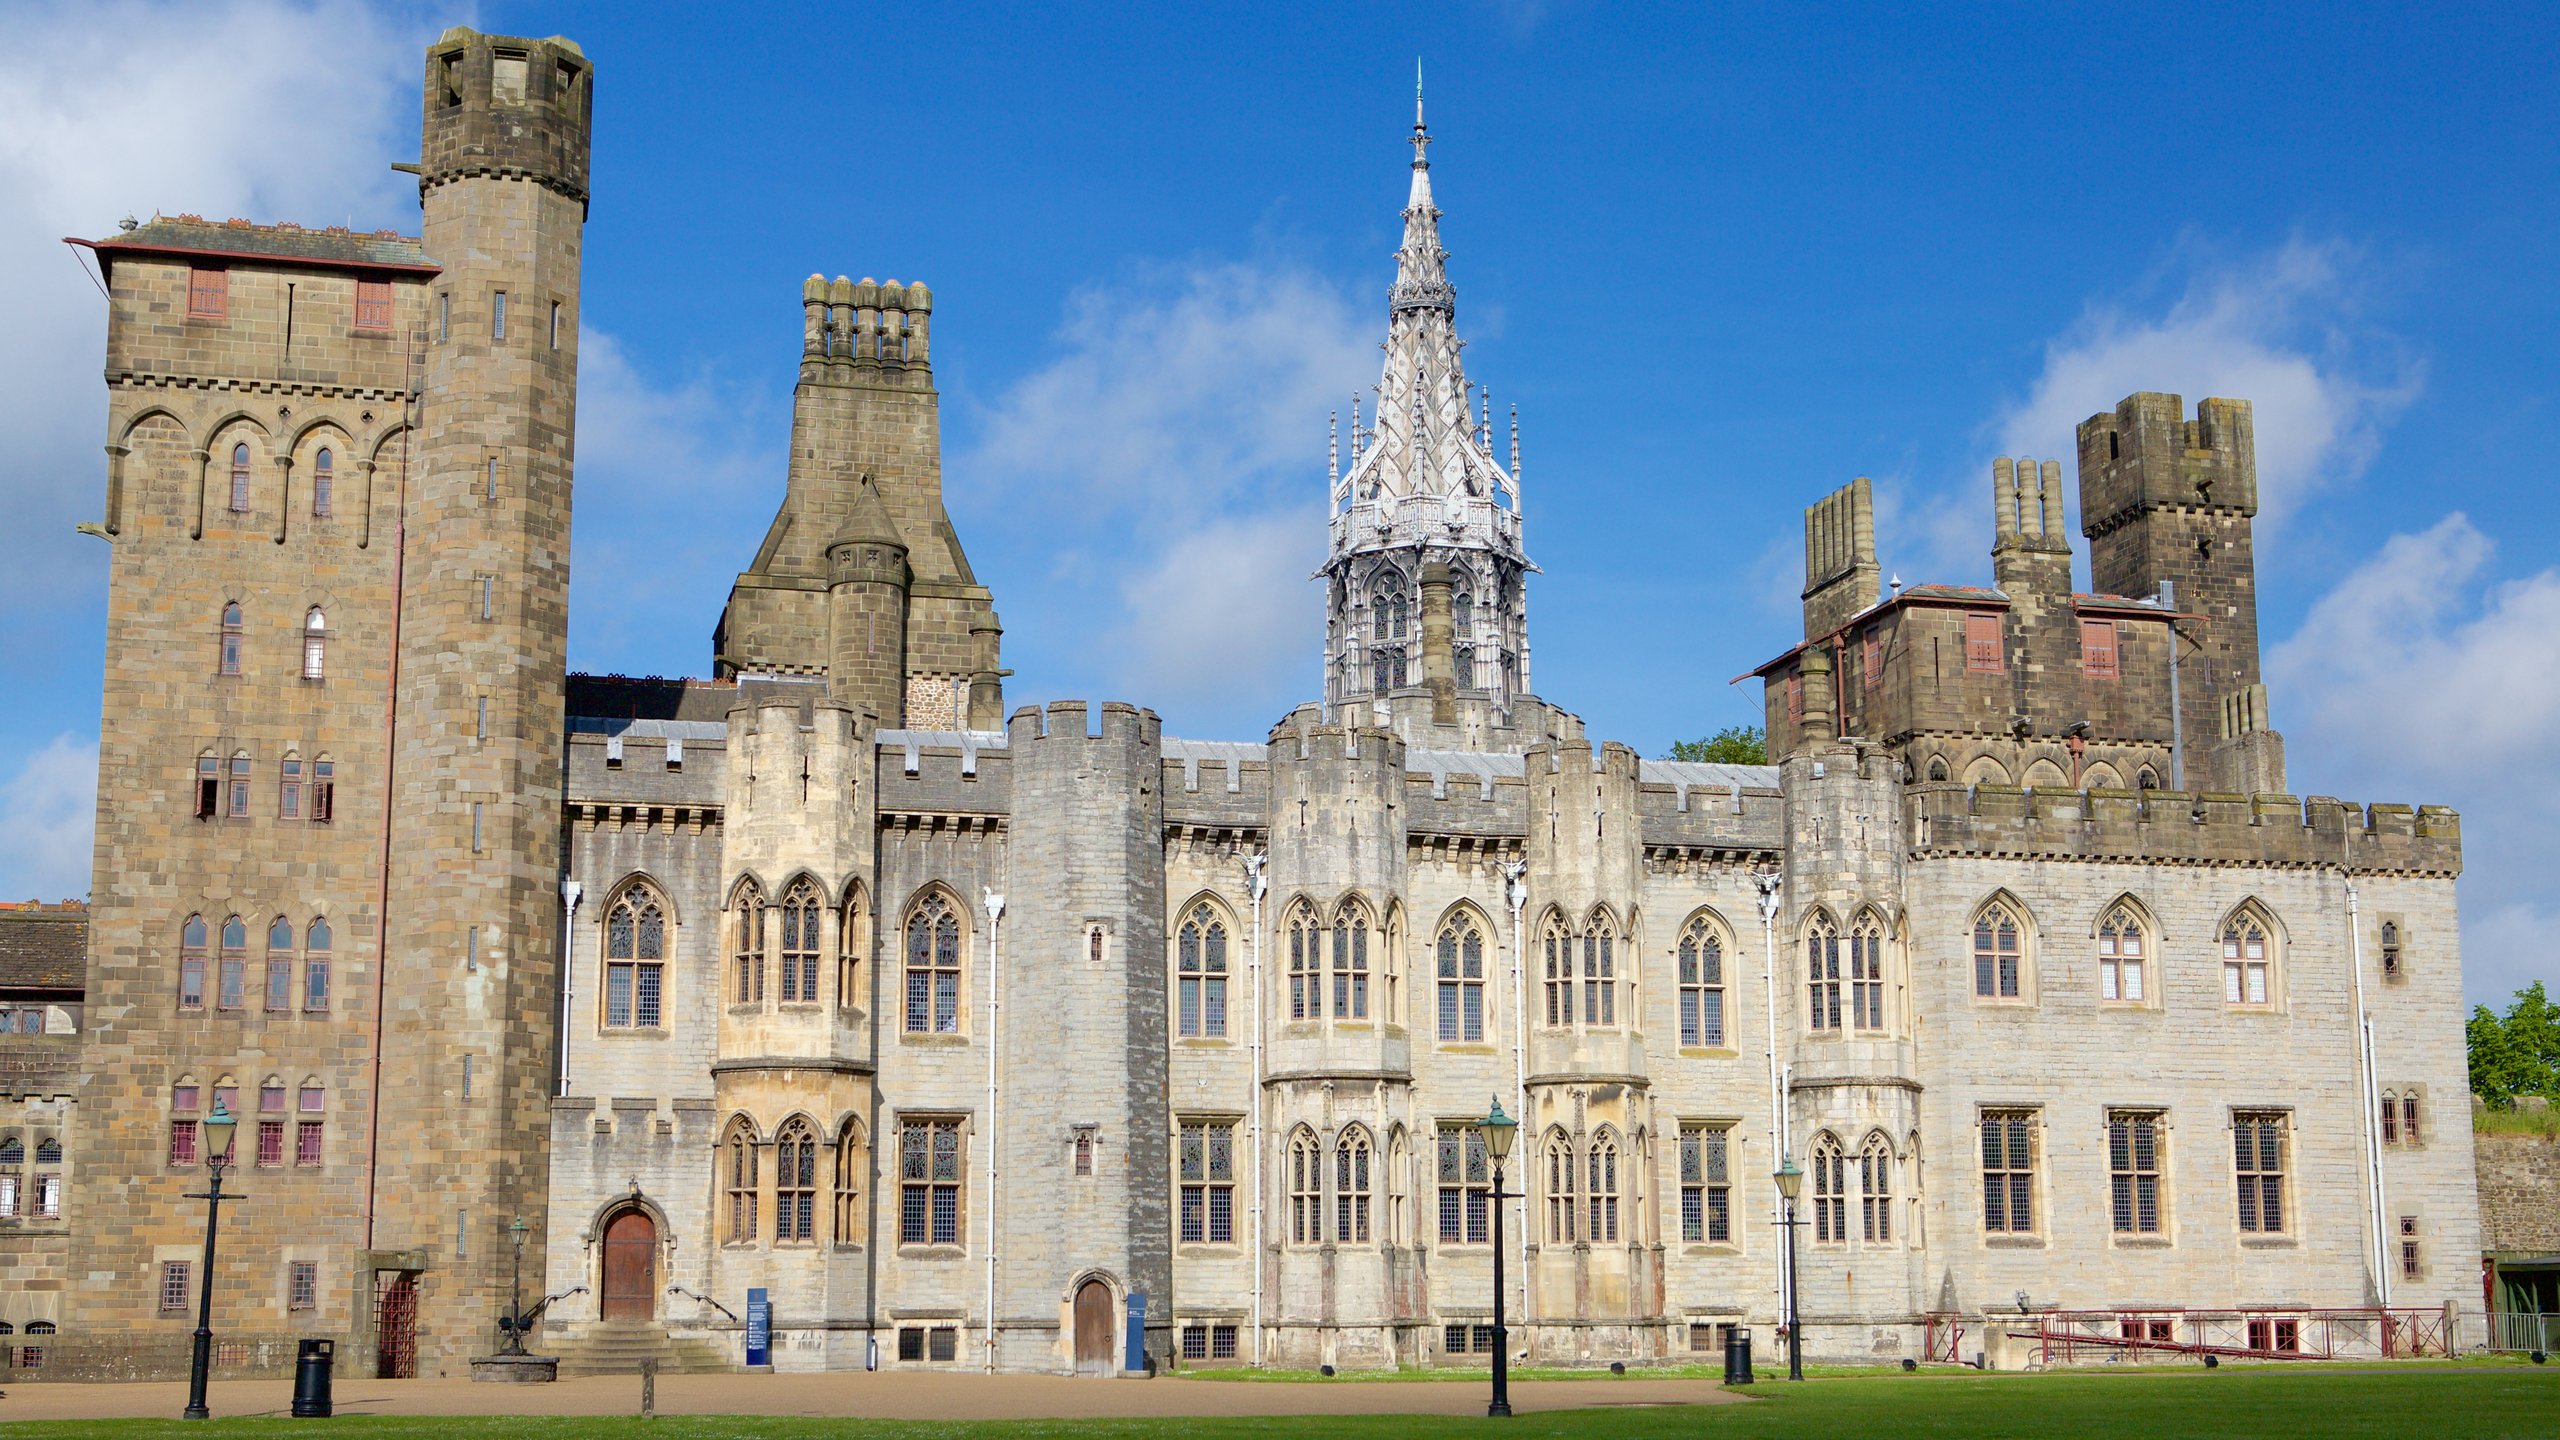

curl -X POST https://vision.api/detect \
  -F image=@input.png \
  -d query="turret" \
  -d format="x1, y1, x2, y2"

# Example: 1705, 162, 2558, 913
826, 472, 910, 725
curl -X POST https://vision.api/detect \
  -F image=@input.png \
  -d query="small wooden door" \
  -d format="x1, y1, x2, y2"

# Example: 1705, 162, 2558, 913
1072, 1278, 1113, 1376
600, 1209, 657, 1321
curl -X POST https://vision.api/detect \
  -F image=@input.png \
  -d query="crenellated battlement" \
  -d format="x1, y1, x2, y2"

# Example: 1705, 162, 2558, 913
2077, 392, 2257, 527
1006, 699, 1161, 751
800, 273, 933, 373
1907, 781, 2460, 874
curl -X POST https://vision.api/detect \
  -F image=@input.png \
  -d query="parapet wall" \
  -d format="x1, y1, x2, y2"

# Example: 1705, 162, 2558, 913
1908, 782, 2460, 874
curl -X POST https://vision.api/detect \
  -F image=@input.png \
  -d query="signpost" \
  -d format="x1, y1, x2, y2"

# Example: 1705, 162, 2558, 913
1124, 1292, 1147, 1374
745, 1288, 772, 1370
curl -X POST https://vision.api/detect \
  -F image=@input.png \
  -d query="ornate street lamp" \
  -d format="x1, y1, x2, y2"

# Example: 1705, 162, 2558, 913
183, 1098, 242, 1419
499, 1217, 532, 1356
1480, 1097, 1519, 1418
1773, 1158, 1805, 1382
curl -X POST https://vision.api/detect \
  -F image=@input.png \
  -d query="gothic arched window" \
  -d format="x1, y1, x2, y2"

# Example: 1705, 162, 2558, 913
304, 917, 332, 1012
838, 888, 867, 1010
2222, 907, 2275, 1006
229, 442, 251, 512
1177, 902, 1229, 1038
775, 1118, 818, 1243
1330, 901, 1371, 1020
1284, 904, 1320, 1021
1678, 914, 1726, 1047
1288, 1129, 1322, 1245
1582, 909, 1618, 1027
1540, 912, 1574, 1026
1850, 911, 1886, 1031
2098, 904, 2147, 1003
1860, 1133, 1894, 1242
301, 609, 326, 680
1587, 1130, 1621, 1243
731, 880, 766, 1006
1972, 901, 2024, 1000
179, 916, 208, 1012
264, 917, 294, 1013
834, 1119, 868, 1246
1811, 1134, 1847, 1243
1435, 912, 1486, 1043
1543, 1131, 1577, 1244
1335, 1126, 1372, 1243
312, 447, 334, 516
218, 916, 248, 1011
723, 1118, 759, 1243
605, 884, 667, 1028
1804, 913, 1842, 1031
780, 878, 823, 1003
903, 892, 962, 1034
219, 603, 245, 677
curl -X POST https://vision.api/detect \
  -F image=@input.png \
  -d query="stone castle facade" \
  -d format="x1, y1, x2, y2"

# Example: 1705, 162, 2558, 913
46, 26, 2481, 1378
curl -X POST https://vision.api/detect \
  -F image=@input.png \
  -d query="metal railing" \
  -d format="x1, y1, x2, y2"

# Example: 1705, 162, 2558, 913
2488, 1312, 2559, 1354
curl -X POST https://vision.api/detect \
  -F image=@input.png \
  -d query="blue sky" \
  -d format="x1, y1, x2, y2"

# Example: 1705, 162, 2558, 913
2, 1, 2554, 1006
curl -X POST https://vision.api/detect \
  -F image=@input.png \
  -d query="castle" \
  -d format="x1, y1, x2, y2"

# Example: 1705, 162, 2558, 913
28, 27, 2480, 1378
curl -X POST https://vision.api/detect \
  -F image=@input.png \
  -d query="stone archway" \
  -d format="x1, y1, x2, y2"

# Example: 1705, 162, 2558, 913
600, 1207, 658, 1321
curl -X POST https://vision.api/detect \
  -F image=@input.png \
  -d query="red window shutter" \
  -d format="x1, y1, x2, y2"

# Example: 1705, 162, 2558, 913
2081, 618, 2119, 679
1965, 613, 2004, 673
188, 267, 228, 319
1785, 675, 1804, 722
355, 280, 393, 331
1863, 628, 1882, 688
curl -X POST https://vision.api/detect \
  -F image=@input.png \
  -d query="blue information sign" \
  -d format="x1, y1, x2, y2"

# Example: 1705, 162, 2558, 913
1124, 1292, 1146, 1373
745, 1287, 771, 1368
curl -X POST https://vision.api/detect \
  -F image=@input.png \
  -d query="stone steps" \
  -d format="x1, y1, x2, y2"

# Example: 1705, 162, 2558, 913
545, 1323, 732, 1376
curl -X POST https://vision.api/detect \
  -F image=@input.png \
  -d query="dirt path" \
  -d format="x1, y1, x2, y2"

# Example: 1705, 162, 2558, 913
0, 1370, 1744, 1423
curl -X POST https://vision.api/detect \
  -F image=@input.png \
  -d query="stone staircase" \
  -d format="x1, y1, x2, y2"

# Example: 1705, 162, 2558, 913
544, 1321, 733, 1376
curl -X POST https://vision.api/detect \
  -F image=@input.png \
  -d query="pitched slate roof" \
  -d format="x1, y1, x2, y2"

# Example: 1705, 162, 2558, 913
77, 215, 436, 277
0, 904, 87, 991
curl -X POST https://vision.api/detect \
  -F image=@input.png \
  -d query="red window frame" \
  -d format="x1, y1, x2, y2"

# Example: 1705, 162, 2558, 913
1965, 613, 2004, 673
2081, 618, 2119, 679
188, 268, 228, 320
354, 279, 394, 331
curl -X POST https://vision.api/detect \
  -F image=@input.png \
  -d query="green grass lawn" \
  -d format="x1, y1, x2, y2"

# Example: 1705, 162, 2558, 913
9, 1365, 2557, 1439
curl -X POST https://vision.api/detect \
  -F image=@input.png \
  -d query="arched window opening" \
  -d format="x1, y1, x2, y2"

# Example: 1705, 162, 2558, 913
1452, 588, 1475, 688
1972, 902, 2023, 1000
256, 1078, 288, 1167
2099, 905, 2146, 1002
219, 603, 244, 677
1582, 910, 1618, 1027
227, 752, 252, 819
229, 442, 251, 512
1544, 1132, 1577, 1244
605, 885, 667, 1028
1288, 1130, 1322, 1245
312, 447, 334, 516
179, 915, 209, 1012
2381, 1089, 2399, 1142
2403, 1092, 2421, 1143
2136, 766, 2160, 790
1849, 912, 1886, 1031
904, 893, 962, 1034
302, 609, 327, 680
1540, 913, 1574, 1026
731, 881, 767, 1006
1436, 913, 1486, 1043
1334, 1127, 1372, 1243
834, 1120, 867, 1246
2379, 920, 2403, 977
2222, 910, 2273, 1006
1330, 902, 1370, 1021
1177, 902, 1229, 1038
775, 1119, 818, 1243
723, 1119, 759, 1243
217, 916, 249, 1012
1811, 1135, 1847, 1243
263, 917, 294, 1014
1285, 905, 1320, 1021
838, 891, 867, 1010
1587, 1131, 1621, 1243
303, 917, 332, 1012
779, 879, 823, 1003
1860, 1134, 1894, 1242
1805, 914, 1842, 1030
1927, 755, 1950, 782
1679, 916, 1726, 1047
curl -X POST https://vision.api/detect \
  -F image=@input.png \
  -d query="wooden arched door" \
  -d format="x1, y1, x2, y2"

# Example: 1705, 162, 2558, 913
1072, 1278, 1113, 1376
600, 1209, 657, 1322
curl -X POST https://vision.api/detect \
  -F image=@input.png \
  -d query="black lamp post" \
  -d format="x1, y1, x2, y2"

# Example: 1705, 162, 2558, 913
1480, 1097, 1518, 1419
1773, 1158, 1805, 1383
500, 1217, 531, 1356
182, 1098, 240, 1420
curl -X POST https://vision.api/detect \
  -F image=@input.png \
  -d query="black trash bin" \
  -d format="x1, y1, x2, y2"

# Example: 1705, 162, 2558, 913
292, 1337, 334, 1418
1722, 1326, 1754, 1385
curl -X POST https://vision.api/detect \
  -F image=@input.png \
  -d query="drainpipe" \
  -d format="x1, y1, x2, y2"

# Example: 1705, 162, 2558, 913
558, 881, 583, 1096
1503, 858, 1529, 1346
2158, 581, 2186, 791
982, 889, 1005, 1371
1243, 852, 1269, 1365
1754, 869, 1788, 1335
2345, 868, 2390, 1306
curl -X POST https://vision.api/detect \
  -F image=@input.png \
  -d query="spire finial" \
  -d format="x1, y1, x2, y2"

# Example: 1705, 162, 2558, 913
1411, 59, 1432, 167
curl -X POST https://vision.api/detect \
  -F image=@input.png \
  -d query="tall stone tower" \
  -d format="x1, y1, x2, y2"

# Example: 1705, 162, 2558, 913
371, 27, 592, 1369
1322, 94, 1535, 740
715, 276, 1003, 731
2075, 393, 2284, 793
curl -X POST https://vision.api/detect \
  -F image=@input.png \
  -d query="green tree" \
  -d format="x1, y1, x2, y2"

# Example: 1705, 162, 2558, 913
1665, 725, 1767, 765
2468, 981, 2560, 1106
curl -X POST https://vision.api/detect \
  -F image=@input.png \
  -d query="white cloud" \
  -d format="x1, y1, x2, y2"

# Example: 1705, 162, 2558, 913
958, 259, 1373, 735
2270, 514, 2560, 1006
0, 0, 430, 618
0, 735, 98, 904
